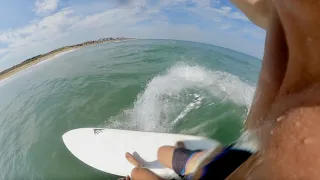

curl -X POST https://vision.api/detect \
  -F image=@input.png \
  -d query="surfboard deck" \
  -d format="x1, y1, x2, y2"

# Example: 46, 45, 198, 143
62, 128, 220, 178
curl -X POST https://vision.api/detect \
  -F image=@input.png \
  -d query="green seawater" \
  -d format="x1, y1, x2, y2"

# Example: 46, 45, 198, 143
0, 40, 261, 179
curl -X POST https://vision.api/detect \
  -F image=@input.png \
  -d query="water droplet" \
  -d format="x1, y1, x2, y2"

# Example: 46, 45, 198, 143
303, 138, 313, 145
277, 116, 284, 122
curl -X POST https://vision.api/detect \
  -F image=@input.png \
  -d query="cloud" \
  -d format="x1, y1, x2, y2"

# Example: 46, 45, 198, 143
228, 12, 248, 21
73, 7, 149, 29
241, 27, 266, 40
0, 8, 77, 48
34, 0, 59, 14
0, 48, 8, 56
0, 0, 265, 71
209, 6, 249, 21
214, 6, 232, 15
0, 1, 157, 50
185, 2, 249, 23
112, 0, 146, 7
220, 24, 232, 30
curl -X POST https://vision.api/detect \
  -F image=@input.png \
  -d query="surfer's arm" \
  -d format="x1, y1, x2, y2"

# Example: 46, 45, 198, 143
235, 0, 320, 178
230, 0, 270, 30
245, 5, 287, 130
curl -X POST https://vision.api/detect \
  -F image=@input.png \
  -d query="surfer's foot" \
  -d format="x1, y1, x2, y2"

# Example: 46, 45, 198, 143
125, 152, 142, 167
175, 141, 185, 148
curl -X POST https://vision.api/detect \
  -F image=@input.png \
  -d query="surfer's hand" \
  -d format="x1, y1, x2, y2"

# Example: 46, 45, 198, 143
230, 0, 270, 29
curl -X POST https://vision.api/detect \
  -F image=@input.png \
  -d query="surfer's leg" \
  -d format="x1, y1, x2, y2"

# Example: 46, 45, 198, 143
124, 152, 164, 180
156, 141, 185, 169
157, 142, 205, 176
119, 167, 164, 180
157, 146, 175, 169
130, 167, 164, 180
240, 1, 320, 179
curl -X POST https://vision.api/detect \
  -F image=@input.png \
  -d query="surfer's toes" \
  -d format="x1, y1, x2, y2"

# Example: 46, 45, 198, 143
125, 152, 131, 159
175, 141, 185, 148
125, 152, 141, 167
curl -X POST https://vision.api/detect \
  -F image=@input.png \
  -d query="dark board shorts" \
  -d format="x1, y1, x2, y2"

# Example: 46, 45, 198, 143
172, 148, 202, 176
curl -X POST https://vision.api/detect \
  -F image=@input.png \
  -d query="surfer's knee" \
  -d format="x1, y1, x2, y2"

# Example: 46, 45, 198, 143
157, 146, 165, 158
131, 167, 162, 180
131, 167, 149, 179
131, 167, 143, 178
157, 146, 170, 159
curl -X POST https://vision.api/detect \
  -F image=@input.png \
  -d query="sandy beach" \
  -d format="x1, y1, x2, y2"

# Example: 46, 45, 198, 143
0, 47, 78, 82
0, 37, 134, 82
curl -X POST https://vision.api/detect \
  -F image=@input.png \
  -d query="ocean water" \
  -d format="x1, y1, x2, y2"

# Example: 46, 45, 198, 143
0, 40, 261, 179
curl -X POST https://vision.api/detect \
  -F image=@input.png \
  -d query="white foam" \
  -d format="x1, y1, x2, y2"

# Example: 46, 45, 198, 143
180, 121, 215, 137
108, 63, 255, 132
172, 94, 203, 125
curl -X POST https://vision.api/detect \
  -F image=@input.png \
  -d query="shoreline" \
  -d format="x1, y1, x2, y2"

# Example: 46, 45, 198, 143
0, 38, 134, 82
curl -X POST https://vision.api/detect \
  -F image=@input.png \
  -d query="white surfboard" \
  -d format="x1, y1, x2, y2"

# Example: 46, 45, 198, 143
62, 128, 220, 178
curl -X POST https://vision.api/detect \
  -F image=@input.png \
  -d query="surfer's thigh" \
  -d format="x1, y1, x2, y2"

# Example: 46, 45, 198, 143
158, 146, 203, 176
157, 146, 175, 169
131, 167, 164, 180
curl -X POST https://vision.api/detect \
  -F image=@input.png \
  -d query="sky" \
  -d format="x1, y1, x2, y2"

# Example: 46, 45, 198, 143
0, 0, 266, 71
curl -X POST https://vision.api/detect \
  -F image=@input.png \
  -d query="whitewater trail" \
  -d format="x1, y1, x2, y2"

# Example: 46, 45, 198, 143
106, 63, 255, 132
